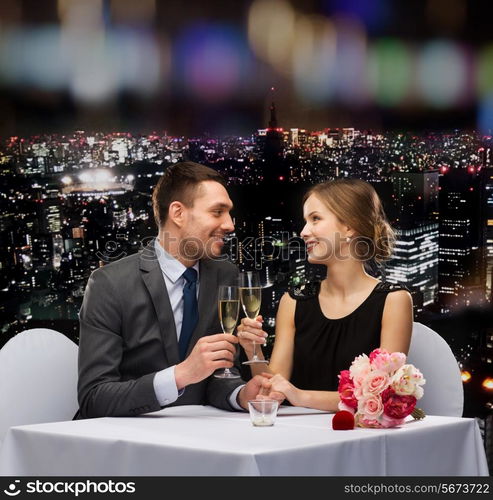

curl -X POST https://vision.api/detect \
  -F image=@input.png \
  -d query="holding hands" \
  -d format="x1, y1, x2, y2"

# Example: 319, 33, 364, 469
236, 313, 307, 409
257, 372, 302, 407
238, 373, 284, 409
237, 316, 299, 407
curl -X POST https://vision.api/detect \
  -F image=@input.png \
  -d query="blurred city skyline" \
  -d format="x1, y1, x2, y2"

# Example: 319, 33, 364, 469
2, 0, 493, 137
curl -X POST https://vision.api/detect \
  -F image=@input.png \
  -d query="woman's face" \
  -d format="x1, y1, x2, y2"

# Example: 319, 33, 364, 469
300, 194, 351, 264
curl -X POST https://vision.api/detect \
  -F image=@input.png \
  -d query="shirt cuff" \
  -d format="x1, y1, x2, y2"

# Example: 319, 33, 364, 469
228, 384, 246, 411
153, 366, 181, 406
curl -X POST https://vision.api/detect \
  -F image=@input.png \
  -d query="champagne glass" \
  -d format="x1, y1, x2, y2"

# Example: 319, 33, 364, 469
214, 285, 241, 379
239, 271, 269, 365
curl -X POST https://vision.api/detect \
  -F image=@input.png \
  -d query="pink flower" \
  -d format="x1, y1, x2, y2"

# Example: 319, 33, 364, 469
383, 392, 417, 419
369, 348, 389, 363
389, 352, 406, 372
379, 413, 405, 428
361, 369, 390, 396
355, 414, 382, 428
353, 385, 363, 399
370, 348, 406, 374
369, 348, 391, 371
338, 370, 352, 385
357, 394, 383, 419
338, 370, 358, 409
352, 374, 366, 390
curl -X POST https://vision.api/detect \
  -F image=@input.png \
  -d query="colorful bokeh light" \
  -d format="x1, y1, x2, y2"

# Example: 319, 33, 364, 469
368, 38, 412, 107
175, 24, 248, 103
417, 40, 469, 108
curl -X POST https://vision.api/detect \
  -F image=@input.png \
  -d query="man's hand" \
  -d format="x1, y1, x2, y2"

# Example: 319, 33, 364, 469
175, 334, 238, 389
237, 373, 285, 410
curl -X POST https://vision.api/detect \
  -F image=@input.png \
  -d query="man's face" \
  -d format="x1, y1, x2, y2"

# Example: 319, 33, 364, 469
180, 181, 235, 261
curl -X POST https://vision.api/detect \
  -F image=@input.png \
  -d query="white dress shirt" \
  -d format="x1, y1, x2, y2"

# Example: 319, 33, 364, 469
152, 239, 243, 409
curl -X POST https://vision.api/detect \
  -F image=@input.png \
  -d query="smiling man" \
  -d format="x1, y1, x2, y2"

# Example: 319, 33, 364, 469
77, 162, 268, 418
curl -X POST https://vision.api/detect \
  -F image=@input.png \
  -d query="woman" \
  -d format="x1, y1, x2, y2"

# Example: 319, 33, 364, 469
238, 178, 413, 411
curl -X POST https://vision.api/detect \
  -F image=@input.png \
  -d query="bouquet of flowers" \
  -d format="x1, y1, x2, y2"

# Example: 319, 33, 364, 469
336, 348, 426, 429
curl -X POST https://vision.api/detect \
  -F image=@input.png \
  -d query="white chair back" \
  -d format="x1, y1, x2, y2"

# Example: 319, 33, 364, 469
0, 328, 79, 442
407, 322, 463, 417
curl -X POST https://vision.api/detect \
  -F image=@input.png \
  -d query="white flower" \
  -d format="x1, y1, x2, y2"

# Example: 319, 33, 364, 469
391, 364, 426, 398
349, 353, 371, 386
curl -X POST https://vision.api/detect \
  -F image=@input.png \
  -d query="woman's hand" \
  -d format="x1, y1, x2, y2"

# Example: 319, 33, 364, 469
236, 315, 268, 357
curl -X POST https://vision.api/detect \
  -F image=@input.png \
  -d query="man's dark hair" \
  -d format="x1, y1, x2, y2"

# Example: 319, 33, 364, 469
152, 161, 227, 228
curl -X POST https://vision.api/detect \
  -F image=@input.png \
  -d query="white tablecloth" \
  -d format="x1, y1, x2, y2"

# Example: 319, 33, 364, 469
0, 406, 488, 476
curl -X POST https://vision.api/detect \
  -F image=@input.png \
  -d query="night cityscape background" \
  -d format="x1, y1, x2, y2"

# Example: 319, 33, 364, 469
1, 0, 492, 468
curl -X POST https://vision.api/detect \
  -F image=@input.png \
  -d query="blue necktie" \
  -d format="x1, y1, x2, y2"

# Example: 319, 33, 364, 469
178, 267, 198, 361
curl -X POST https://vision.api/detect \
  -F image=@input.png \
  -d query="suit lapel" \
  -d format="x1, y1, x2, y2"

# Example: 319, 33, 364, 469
139, 240, 180, 365
184, 259, 218, 358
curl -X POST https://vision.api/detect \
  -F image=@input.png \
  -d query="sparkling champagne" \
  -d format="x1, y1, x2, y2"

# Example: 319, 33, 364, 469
239, 287, 262, 319
219, 299, 239, 334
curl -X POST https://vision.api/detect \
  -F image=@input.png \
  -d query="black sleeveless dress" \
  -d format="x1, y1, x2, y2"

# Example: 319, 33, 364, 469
288, 281, 409, 392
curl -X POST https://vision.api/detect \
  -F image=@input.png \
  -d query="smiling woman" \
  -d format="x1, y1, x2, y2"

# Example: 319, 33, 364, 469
237, 178, 413, 412
301, 178, 395, 266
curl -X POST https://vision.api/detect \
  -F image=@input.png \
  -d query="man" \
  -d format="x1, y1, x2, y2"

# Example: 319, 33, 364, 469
77, 162, 270, 418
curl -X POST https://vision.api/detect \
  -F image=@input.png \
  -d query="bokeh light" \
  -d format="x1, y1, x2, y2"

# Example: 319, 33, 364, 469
175, 24, 248, 103
17, 27, 67, 90
291, 15, 337, 103
417, 40, 469, 108
368, 38, 413, 107
58, 0, 104, 30
59, 0, 114, 103
64, 31, 117, 104
332, 16, 369, 105
0, 28, 64, 89
477, 93, 493, 134
0, 0, 165, 102
482, 377, 493, 391
476, 43, 493, 99
248, 0, 296, 76
108, 29, 164, 96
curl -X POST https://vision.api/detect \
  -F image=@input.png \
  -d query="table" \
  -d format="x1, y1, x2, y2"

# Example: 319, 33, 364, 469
0, 406, 488, 476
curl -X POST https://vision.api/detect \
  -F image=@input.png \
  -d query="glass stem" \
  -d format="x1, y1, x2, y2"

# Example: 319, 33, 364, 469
252, 340, 258, 360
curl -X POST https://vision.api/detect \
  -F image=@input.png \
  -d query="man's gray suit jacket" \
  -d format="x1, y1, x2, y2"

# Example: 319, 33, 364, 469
77, 240, 244, 418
